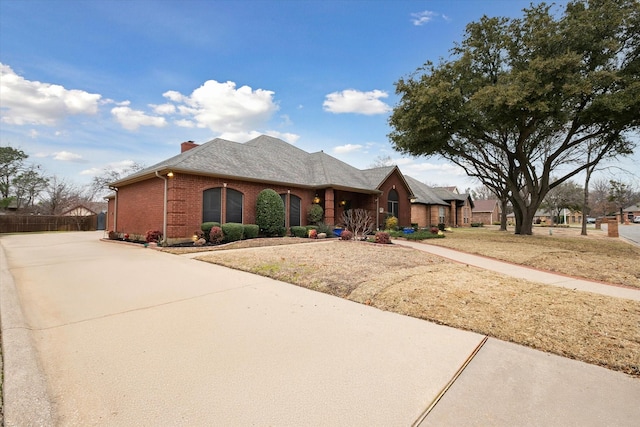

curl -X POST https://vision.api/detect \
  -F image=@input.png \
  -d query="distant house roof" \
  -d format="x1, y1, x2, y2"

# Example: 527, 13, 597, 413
473, 199, 500, 213
623, 203, 640, 212
111, 135, 394, 193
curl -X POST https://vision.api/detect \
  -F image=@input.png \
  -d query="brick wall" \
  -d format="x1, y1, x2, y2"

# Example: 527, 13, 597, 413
378, 170, 412, 227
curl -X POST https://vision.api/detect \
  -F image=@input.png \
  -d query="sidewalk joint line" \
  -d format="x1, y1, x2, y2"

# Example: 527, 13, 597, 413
412, 335, 489, 427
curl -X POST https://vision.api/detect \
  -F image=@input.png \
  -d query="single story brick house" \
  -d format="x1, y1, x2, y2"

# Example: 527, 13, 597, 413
404, 176, 474, 228
623, 203, 640, 221
107, 135, 475, 243
472, 199, 501, 225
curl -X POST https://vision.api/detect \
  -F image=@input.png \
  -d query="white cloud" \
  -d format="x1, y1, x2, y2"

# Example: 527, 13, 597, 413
264, 131, 300, 144
333, 144, 364, 154
53, 151, 84, 162
161, 80, 278, 134
151, 103, 176, 115
80, 159, 136, 176
0, 63, 101, 126
29, 129, 39, 139
174, 119, 196, 128
323, 89, 391, 115
411, 10, 438, 26
111, 106, 167, 131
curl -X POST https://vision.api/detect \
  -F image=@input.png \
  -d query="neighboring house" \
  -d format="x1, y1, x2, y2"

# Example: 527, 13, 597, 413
472, 199, 501, 225
623, 203, 640, 221
107, 135, 415, 243
431, 186, 474, 227
406, 178, 474, 227
62, 202, 107, 217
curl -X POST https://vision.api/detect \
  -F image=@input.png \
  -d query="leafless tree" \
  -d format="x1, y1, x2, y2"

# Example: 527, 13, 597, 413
340, 209, 374, 240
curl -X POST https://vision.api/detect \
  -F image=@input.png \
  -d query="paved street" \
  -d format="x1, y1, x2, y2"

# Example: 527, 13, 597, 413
2, 232, 639, 426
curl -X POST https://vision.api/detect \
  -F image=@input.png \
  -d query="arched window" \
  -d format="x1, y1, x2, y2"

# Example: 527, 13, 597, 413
280, 194, 302, 227
203, 188, 221, 223
388, 189, 399, 219
226, 188, 243, 223
203, 187, 244, 223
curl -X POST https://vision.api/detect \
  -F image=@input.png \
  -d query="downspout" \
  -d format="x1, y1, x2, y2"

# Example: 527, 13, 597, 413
155, 171, 168, 245
376, 197, 379, 231
108, 186, 118, 232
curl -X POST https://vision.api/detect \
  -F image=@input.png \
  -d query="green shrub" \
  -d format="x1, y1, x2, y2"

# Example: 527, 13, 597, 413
256, 189, 285, 236
291, 226, 307, 238
209, 226, 224, 244
375, 231, 391, 244
406, 231, 445, 240
243, 224, 259, 239
222, 223, 244, 242
307, 204, 324, 224
305, 225, 319, 231
438, 223, 446, 231
385, 216, 398, 230
315, 222, 333, 236
471, 222, 484, 227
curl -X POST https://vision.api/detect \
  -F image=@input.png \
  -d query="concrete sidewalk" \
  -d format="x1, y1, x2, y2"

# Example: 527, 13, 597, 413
394, 239, 640, 301
1, 232, 639, 426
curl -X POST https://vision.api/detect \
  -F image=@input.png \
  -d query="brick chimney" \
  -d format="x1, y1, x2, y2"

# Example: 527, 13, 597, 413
181, 141, 199, 153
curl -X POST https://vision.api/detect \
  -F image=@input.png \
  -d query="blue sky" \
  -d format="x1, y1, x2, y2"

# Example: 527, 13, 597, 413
1, 0, 637, 193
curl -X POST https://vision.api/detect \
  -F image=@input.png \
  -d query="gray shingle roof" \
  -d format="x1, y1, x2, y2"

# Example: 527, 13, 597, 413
404, 176, 449, 205
111, 135, 381, 192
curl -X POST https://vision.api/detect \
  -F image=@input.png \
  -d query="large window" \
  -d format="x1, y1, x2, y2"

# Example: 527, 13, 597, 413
387, 189, 399, 219
226, 189, 243, 223
203, 188, 222, 223
203, 187, 244, 223
280, 194, 301, 227
438, 206, 445, 224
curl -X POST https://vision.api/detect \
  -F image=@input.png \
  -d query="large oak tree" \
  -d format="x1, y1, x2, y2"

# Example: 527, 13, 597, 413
389, 0, 639, 234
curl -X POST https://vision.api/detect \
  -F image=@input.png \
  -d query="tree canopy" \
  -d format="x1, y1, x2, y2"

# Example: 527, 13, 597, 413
389, 0, 639, 234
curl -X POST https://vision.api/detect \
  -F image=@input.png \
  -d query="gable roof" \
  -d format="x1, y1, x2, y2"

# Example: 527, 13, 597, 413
473, 199, 500, 213
404, 176, 449, 206
110, 135, 384, 193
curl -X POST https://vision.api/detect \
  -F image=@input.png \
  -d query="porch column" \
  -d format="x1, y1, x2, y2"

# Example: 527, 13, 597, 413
324, 188, 335, 225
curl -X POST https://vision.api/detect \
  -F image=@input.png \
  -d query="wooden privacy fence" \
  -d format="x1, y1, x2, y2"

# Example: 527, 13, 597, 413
0, 215, 98, 233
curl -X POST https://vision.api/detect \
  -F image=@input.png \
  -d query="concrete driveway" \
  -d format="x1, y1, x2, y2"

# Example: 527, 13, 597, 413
2, 232, 639, 426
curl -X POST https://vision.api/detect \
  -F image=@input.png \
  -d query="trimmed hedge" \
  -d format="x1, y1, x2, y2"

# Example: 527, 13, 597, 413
243, 224, 259, 239
307, 204, 324, 224
222, 223, 244, 242
405, 231, 445, 240
291, 226, 308, 238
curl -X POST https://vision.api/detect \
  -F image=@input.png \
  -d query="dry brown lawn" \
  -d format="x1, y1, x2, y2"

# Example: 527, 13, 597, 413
422, 226, 640, 288
192, 234, 640, 377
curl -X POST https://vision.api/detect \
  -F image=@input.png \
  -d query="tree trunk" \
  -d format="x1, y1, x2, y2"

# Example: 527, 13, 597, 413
581, 170, 591, 236
499, 199, 508, 231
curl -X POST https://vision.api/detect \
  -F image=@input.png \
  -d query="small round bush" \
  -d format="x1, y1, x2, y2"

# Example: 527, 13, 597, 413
308, 229, 318, 239
315, 222, 333, 236
145, 230, 162, 243
201, 222, 221, 241
340, 230, 353, 240
385, 216, 398, 230
291, 226, 307, 238
256, 189, 285, 236
375, 231, 391, 244
209, 226, 224, 244
222, 223, 244, 242
307, 204, 324, 224
243, 224, 259, 239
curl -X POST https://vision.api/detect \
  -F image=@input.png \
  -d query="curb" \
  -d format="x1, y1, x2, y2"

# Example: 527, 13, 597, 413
0, 241, 54, 426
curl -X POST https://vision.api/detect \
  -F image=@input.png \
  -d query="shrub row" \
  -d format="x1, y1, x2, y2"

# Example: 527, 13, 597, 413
199, 222, 260, 244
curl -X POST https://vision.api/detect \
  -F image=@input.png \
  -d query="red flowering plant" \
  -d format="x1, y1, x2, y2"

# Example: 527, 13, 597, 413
340, 230, 353, 240
209, 226, 224, 244
145, 230, 163, 243
308, 229, 318, 239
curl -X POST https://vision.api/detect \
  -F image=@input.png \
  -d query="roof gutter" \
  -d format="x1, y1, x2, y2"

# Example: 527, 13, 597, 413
155, 171, 168, 245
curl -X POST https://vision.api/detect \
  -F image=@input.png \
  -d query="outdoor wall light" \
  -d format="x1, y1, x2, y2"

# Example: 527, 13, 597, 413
339, 200, 347, 207
313, 195, 321, 204
410, 197, 417, 203
167, 171, 174, 178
